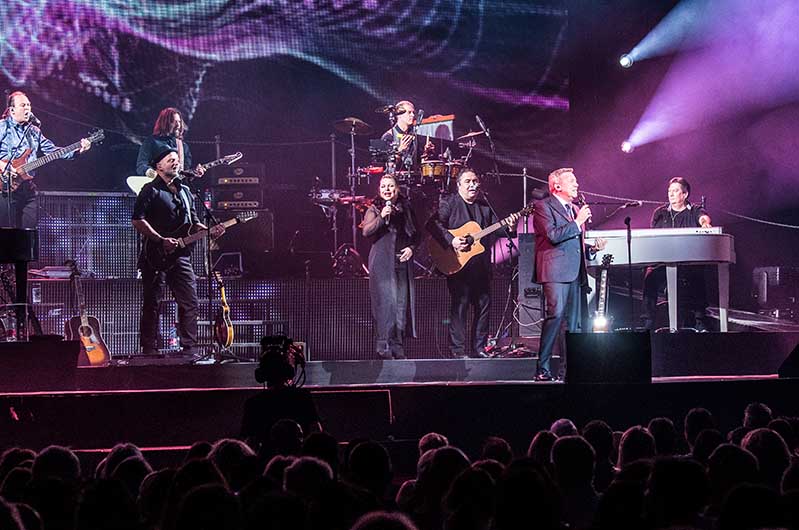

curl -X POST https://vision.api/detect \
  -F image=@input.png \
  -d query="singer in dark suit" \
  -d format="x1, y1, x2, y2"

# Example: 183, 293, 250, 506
361, 175, 420, 359
427, 169, 519, 358
533, 168, 605, 381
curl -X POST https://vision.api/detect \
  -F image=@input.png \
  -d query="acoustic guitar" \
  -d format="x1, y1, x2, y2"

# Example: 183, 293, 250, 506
428, 203, 534, 275
213, 272, 234, 349
64, 261, 110, 366
142, 211, 258, 272
1, 129, 105, 192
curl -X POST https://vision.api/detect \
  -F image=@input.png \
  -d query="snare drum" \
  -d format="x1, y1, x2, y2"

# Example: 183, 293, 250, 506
420, 160, 447, 179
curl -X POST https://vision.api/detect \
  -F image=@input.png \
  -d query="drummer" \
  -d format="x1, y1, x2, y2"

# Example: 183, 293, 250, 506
381, 100, 434, 171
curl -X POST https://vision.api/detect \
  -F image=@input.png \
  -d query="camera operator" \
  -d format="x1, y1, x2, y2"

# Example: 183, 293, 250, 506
240, 336, 321, 455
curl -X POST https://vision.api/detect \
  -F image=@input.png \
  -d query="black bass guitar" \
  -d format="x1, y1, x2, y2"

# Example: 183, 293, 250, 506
143, 211, 258, 271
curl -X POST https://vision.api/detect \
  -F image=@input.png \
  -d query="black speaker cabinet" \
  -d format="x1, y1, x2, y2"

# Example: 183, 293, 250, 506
0, 339, 80, 392
778, 343, 799, 378
517, 234, 543, 338
214, 209, 274, 276
566, 332, 651, 384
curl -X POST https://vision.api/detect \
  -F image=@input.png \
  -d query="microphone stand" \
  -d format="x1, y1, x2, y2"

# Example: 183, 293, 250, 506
482, 190, 518, 357
481, 119, 501, 185
624, 216, 634, 329
187, 178, 242, 364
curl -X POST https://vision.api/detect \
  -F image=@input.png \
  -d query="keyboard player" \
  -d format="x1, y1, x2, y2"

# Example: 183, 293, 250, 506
642, 177, 712, 330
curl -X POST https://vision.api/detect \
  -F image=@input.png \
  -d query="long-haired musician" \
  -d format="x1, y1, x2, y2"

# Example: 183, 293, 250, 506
135, 107, 206, 178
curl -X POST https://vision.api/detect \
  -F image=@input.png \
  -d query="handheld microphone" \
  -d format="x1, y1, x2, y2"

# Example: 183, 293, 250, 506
27, 113, 41, 127
578, 193, 592, 224
385, 199, 392, 223
475, 115, 490, 138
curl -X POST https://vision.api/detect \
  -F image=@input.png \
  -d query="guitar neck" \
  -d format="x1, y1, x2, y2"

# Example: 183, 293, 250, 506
180, 217, 240, 247
596, 270, 609, 317
73, 274, 90, 327
22, 141, 82, 172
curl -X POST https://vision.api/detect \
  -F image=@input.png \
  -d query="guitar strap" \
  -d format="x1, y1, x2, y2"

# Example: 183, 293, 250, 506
176, 138, 185, 170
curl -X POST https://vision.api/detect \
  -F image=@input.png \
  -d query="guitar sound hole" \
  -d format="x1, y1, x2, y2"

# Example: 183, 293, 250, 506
79, 325, 94, 338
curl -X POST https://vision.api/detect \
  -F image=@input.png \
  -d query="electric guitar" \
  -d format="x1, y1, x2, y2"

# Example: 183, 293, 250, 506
592, 254, 614, 332
143, 211, 258, 271
428, 203, 534, 275
64, 261, 110, 366
1, 129, 105, 192
126, 152, 243, 195
213, 271, 234, 349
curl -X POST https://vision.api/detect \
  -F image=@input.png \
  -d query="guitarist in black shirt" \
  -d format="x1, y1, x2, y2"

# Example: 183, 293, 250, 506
131, 147, 224, 356
426, 169, 519, 358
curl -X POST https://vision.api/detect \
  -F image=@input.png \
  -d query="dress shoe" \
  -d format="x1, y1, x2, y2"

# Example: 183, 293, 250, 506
449, 352, 469, 359
377, 351, 393, 360
392, 351, 407, 360
474, 350, 491, 358
534, 372, 555, 382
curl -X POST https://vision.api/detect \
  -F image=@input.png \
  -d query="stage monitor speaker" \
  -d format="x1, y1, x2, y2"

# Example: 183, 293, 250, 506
566, 332, 651, 384
213, 209, 274, 276
517, 234, 542, 338
778, 343, 799, 378
0, 339, 80, 392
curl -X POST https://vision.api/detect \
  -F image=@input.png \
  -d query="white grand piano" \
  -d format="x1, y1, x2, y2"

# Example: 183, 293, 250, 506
585, 227, 736, 332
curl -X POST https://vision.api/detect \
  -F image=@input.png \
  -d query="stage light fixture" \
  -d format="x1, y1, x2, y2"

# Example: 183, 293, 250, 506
620, 140, 634, 153
619, 54, 634, 68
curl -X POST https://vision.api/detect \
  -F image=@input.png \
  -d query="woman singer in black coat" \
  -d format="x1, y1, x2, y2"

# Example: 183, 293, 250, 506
361, 175, 419, 359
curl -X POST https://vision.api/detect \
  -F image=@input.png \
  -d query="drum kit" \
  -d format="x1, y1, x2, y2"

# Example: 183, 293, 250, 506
309, 107, 488, 274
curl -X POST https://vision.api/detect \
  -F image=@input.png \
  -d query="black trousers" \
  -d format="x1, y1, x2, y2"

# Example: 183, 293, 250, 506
447, 265, 491, 356
139, 255, 199, 352
373, 261, 410, 358
0, 192, 37, 228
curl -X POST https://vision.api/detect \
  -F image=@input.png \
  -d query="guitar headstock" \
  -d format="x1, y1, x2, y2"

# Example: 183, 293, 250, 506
602, 254, 614, 267
87, 129, 105, 145
236, 211, 259, 223
223, 152, 243, 165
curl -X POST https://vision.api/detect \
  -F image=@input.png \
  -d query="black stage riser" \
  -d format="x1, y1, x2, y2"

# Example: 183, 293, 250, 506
26, 277, 515, 360
4, 378, 799, 459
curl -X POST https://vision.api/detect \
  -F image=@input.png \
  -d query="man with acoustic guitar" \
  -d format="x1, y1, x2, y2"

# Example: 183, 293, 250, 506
132, 147, 224, 356
427, 169, 520, 358
1, 91, 92, 228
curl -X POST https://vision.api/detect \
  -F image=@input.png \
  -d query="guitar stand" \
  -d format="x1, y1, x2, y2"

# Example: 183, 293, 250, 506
191, 343, 245, 365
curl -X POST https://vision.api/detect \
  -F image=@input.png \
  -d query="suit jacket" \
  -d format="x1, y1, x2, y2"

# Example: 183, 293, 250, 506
533, 194, 589, 284
426, 192, 499, 272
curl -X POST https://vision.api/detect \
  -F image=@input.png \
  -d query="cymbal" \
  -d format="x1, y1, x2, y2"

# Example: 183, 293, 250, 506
333, 117, 372, 135
456, 130, 484, 141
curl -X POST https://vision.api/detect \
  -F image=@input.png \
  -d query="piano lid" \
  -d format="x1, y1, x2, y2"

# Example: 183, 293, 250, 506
0, 228, 39, 263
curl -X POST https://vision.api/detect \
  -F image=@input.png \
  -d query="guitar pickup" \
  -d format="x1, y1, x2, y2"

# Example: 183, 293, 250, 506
523, 287, 541, 298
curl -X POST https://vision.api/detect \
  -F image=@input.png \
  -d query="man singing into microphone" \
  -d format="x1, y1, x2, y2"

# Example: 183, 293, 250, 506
641, 176, 711, 331
135, 107, 206, 178
132, 147, 224, 357
0, 91, 92, 228
380, 100, 434, 171
427, 169, 519, 358
533, 168, 606, 381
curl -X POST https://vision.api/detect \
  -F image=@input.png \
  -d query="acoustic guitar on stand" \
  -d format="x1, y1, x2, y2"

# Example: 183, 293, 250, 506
428, 203, 533, 275
64, 261, 110, 366
213, 272, 234, 349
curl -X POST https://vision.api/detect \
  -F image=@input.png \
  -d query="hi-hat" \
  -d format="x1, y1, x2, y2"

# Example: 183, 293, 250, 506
333, 117, 372, 135
456, 130, 485, 141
